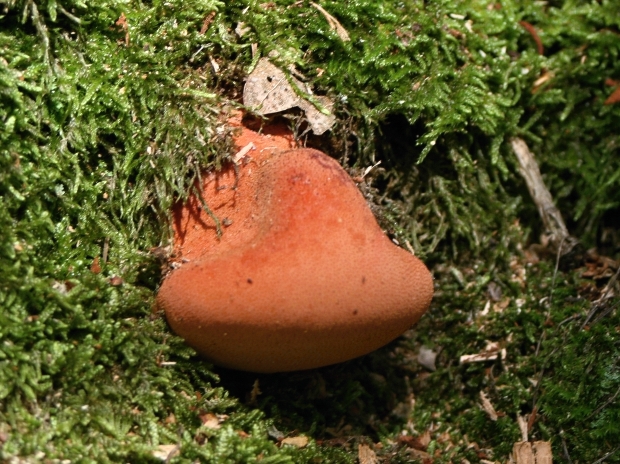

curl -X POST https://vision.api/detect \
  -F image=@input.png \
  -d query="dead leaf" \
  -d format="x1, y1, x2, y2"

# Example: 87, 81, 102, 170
199, 412, 228, 429
235, 21, 251, 37
268, 424, 285, 440
152, 444, 180, 461
115, 13, 130, 47
605, 78, 620, 87
358, 443, 378, 464
249, 379, 262, 403
605, 85, 620, 105
479, 391, 498, 421
244, 58, 301, 114
406, 447, 432, 462
243, 58, 336, 135
90, 256, 101, 274
108, 276, 123, 286
512, 441, 552, 464
398, 430, 431, 451
532, 441, 552, 464
417, 346, 438, 371
311, 3, 350, 41
200, 11, 216, 34
281, 436, 309, 448
298, 96, 337, 135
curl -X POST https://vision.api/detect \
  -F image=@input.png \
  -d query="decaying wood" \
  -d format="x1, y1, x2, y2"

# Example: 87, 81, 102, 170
510, 137, 580, 261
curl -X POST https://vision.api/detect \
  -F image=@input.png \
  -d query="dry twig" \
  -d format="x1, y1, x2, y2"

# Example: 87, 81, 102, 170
511, 137, 580, 262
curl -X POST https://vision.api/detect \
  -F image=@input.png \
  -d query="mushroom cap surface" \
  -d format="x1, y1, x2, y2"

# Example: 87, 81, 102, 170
157, 141, 433, 373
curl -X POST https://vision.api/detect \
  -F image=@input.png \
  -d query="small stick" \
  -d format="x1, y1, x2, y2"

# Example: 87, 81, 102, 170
510, 137, 579, 258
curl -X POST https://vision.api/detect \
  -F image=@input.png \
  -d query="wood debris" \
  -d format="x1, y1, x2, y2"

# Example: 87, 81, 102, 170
511, 137, 580, 261
232, 142, 255, 164
311, 2, 350, 41
460, 341, 506, 364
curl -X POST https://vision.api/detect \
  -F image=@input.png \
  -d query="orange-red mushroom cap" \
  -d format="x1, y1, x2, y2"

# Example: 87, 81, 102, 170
157, 129, 433, 373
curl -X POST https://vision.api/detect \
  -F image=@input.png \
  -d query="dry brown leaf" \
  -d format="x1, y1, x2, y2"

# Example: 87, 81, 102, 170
199, 412, 227, 429
298, 96, 337, 136
243, 58, 336, 135
512, 441, 553, 464
200, 11, 216, 34
115, 13, 130, 46
152, 444, 180, 461
417, 430, 431, 449
605, 85, 620, 105
399, 430, 432, 451
479, 391, 498, 421
244, 58, 301, 114
407, 447, 432, 462
281, 436, 309, 448
358, 443, 378, 464
235, 21, 251, 37
90, 256, 101, 274
532, 441, 552, 464
249, 378, 262, 404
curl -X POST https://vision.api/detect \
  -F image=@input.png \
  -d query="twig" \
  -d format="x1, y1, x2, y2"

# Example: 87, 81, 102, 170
58, 3, 81, 24
511, 137, 580, 259
561, 435, 573, 464
311, 2, 350, 41
581, 265, 620, 329
597, 263, 620, 302
28, 0, 52, 67
592, 446, 619, 464
534, 236, 566, 357
586, 383, 620, 421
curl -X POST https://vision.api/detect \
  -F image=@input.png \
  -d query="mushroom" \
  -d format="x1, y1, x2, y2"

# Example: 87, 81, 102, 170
157, 121, 433, 373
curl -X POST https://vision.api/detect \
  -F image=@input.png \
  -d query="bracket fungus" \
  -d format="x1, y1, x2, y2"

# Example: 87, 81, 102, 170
157, 118, 433, 373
